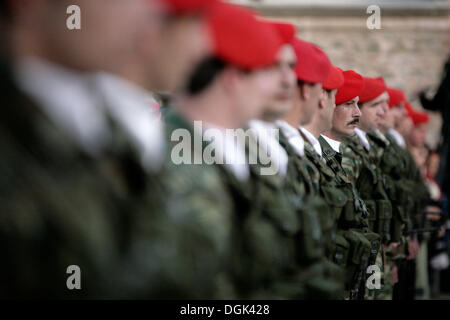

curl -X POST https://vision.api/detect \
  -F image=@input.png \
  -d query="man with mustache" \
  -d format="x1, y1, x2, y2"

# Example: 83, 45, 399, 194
339, 77, 397, 300
317, 70, 380, 299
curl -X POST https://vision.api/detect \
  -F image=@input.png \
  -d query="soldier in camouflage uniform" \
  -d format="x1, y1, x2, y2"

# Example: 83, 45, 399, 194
347, 81, 428, 300
299, 65, 364, 283
379, 91, 431, 299
321, 70, 381, 300
0, 0, 234, 299
162, 4, 328, 299
340, 77, 395, 299
269, 38, 351, 298
247, 26, 344, 299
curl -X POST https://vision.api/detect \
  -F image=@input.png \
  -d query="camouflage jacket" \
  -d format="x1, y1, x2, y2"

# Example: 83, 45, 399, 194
299, 131, 349, 265
382, 132, 430, 231
341, 133, 393, 244
319, 136, 381, 297
164, 113, 344, 299
318, 136, 371, 231
0, 60, 191, 299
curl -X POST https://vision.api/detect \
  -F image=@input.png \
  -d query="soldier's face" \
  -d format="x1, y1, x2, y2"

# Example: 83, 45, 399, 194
261, 44, 297, 121
381, 104, 404, 130
296, 82, 323, 125
150, 15, 213, 93
40, 0, 159, 72
397, 116, 413, 137
408, 123, 427, 147
380, 107, 395, 131
236, 66, 280, 124
321, 89, 337, 132
358, 91, 389, 132
410, 146, 428, 169
393, 103, 406, 127
331, 97, 361, 137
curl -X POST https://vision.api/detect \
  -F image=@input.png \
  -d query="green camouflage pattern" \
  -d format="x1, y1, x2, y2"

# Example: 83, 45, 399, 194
319, 136, 380, 300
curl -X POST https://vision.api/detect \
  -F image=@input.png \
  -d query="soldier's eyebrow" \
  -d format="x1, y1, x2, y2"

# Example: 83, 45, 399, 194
370, 100, 385, 107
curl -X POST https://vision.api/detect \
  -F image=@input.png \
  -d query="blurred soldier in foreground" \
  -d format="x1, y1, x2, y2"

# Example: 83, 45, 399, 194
0, 0, 222, 298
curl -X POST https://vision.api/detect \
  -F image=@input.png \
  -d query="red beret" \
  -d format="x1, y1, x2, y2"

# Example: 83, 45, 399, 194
162, 0, 217, 15
291, 38, 331, 83
404, 101, 429, 125
335, 70, 365, 105
358, 77, 387, 103
266, 21, 296, 44
322, 65, 344, 90
387, 87, 406, 108
410, 109, 430, 126
207, 3, 282, 70
404, 100, 415, 118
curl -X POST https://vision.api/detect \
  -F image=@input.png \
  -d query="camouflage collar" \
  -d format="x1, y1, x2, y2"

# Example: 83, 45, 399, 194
318, 135, 346, 178
164, 110, 251, 182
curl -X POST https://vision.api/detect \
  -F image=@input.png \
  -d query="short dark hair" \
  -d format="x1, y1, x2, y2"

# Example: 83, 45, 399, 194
185, 56, 226, 96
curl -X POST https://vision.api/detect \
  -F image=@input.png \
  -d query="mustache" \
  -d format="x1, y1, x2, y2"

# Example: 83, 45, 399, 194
347, 118, 360, 125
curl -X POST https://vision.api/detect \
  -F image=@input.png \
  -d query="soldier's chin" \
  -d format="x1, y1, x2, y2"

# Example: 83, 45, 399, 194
345, 126, 357, 135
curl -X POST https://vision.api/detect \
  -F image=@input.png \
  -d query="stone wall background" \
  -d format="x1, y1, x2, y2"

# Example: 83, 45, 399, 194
231, 0, 450, 148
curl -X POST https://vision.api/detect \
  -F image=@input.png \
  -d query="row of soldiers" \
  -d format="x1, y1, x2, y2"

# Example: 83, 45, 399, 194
0, 0, 438, 299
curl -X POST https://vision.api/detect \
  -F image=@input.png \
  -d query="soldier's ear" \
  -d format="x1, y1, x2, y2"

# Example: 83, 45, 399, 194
298, 82, 309, 100
221, 67, 241, 94
318, 89, 327, 109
